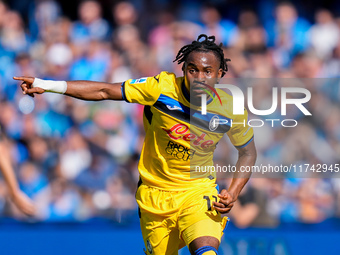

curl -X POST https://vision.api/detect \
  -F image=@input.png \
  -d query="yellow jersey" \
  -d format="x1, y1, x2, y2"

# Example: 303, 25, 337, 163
122, 72, 253, 190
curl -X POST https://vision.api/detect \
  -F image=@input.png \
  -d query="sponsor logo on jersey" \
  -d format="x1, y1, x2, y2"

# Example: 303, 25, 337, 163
166, 105, 182, 111
162, 123, 214, 149
165, 141, 195, 161
130, 78, 147, 84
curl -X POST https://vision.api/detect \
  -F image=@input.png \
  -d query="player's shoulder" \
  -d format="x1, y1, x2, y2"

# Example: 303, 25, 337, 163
154, 71, 183, 89
156, 71, 178, 83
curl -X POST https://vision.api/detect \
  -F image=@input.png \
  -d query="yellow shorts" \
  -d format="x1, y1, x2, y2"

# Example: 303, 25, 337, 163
136, 183, 228, 255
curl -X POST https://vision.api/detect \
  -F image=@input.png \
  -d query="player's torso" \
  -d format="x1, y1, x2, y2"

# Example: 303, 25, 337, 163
140, 76, 233, 190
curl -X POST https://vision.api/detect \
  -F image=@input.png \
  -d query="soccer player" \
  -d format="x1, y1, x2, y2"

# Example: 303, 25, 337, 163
15, 34, 256, 255
0, 126, 36, 216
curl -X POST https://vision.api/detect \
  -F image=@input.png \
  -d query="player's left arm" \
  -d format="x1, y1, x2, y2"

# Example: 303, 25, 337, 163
213, 140, 257, 213
0, 141, 36, 216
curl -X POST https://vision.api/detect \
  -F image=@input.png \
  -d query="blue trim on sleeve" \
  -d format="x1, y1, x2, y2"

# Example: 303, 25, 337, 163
235, 136, 254, 149
194, 246, 218, 255
121, 82, 129, 103
158, 94, 189, 114
223, 217, 230, 233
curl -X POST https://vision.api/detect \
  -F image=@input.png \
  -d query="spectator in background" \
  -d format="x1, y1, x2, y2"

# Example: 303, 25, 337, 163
74, 155, 115, 191
18, 161, 48, 199
200, 4, 238, 47
266, 179, 299, 223
70, 1, 111, 81
45, 43, 73, 80
29, 0, 62, 42
148, 11, 176, 72
266, 2, 311, 68
111, 1, 157, 78
231, 10, 267, 55
297, 178, 334, 223
70, 40, 111, 81
106, 174, 137, 217
0, 10, 29, 56
112, 1, 138, 28
0, 102, 22, 140
26, 136, 58, 176
34, 177, 81, 221
107, 49, 132, 83
309, 9, 339, 60
228, 180, 278, 228
59, 129, 92, 180
324, 40, 340, 77
71, 0, 110, 45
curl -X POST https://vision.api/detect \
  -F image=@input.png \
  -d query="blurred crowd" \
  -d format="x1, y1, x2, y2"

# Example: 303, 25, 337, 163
0, 0, 340, 226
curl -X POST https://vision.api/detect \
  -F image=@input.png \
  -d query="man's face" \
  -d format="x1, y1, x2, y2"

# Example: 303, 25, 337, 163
183, 51, 223, 102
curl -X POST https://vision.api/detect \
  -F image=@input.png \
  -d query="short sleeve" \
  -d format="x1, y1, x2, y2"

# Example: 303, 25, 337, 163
227, 108, 254, 148
122, 73, 163, 105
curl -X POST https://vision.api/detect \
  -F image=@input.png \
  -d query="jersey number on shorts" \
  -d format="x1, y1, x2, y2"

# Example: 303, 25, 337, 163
203, 195, 217, 211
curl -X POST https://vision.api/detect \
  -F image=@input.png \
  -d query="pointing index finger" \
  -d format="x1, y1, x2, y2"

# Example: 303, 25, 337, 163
13, 76, 25, 81
13, 76, 35, 83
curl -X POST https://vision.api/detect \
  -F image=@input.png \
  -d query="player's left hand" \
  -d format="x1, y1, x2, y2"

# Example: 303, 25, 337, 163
213, 189, 237, 214
11, 190, 36, 216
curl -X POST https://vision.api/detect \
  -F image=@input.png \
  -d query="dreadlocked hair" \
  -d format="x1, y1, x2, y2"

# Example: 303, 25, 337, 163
173, 34, 231, 77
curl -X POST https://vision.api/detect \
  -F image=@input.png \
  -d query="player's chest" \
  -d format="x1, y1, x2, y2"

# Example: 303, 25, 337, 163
151, 104, 225, 151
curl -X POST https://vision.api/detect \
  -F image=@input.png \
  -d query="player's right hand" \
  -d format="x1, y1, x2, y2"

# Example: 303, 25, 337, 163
13, 76, 45, 97
213, 189, 236, 214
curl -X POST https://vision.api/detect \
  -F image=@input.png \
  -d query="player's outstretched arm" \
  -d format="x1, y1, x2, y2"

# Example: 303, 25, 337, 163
13, 76, 123, 101
213, 140, 257, 213
0, 142, 36, 216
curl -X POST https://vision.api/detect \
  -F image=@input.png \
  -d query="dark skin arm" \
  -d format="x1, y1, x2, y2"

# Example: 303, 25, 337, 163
213, 140, 257, 213
13, 77, 123, 101
0, 141, 36, 216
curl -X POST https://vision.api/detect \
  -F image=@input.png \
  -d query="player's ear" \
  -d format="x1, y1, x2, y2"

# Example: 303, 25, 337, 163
218, 68, 223, 78
182, 63, 185, 74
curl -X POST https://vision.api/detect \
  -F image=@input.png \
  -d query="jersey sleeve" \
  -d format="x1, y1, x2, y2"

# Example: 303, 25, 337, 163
121, 73, 163, 105
227, 108, 254, 148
